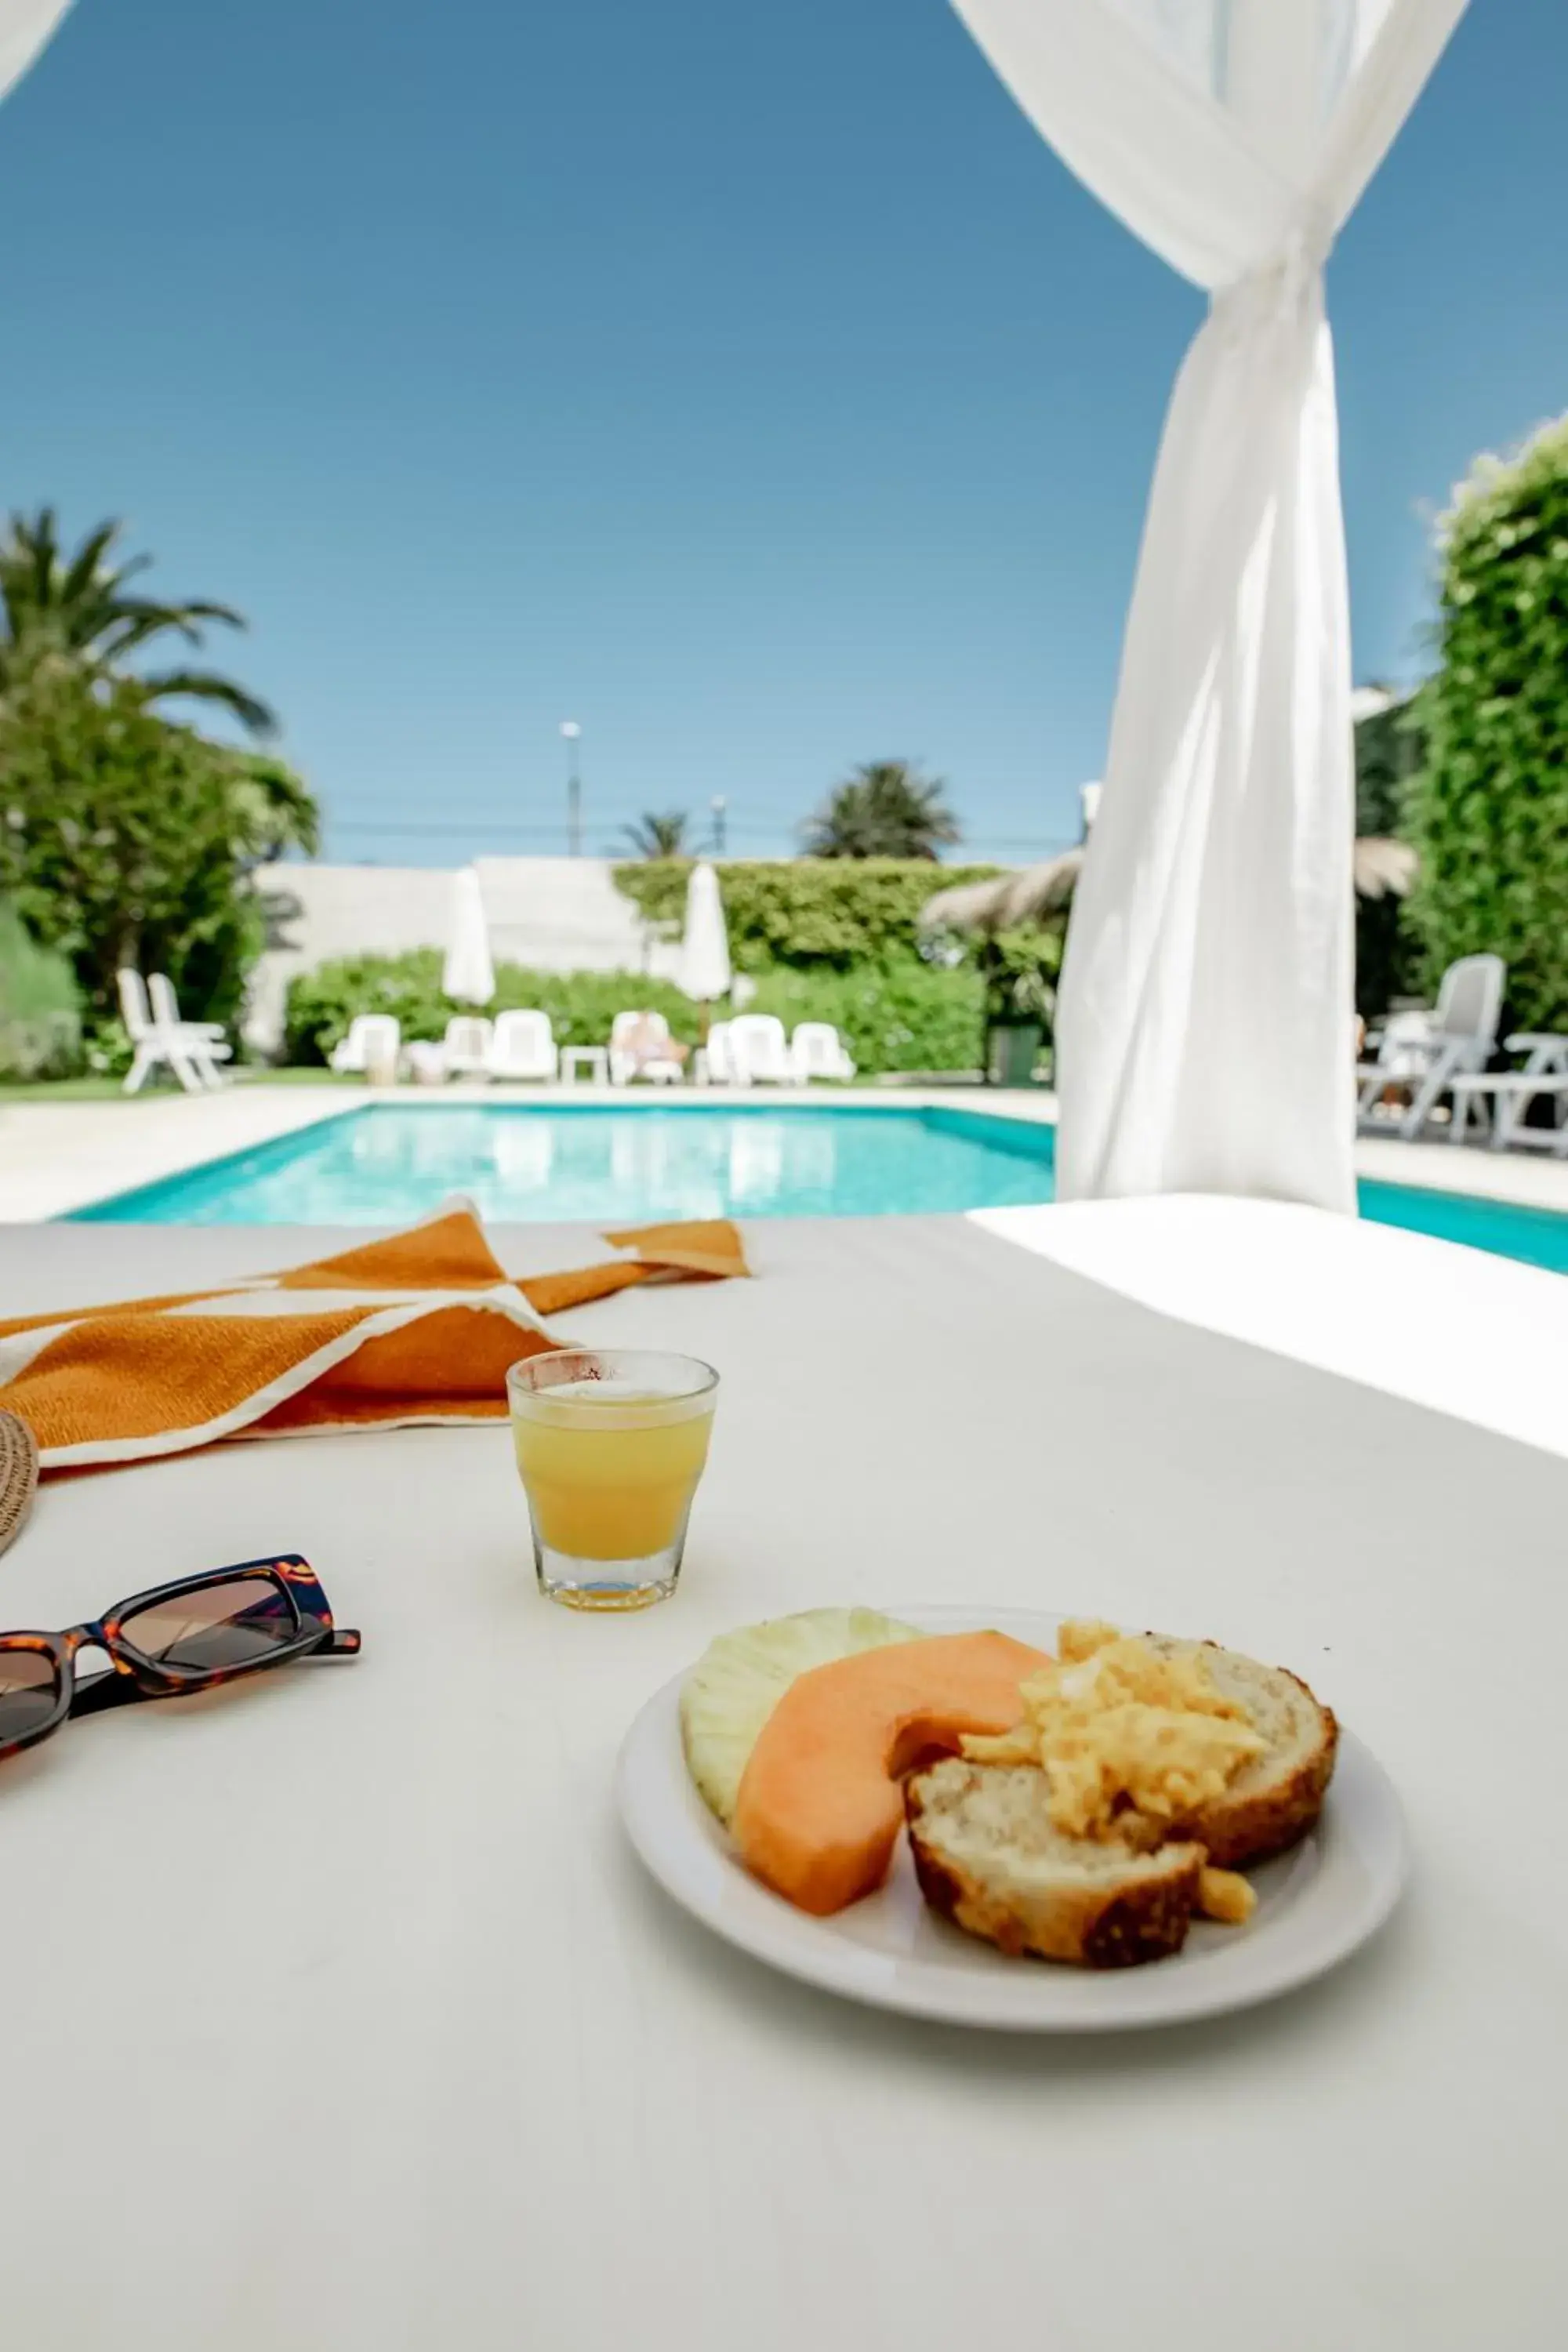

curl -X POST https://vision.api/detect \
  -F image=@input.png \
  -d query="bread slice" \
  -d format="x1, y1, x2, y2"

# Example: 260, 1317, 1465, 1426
1143, 1635, 1338, 1867
905, 1759, 1206, 1969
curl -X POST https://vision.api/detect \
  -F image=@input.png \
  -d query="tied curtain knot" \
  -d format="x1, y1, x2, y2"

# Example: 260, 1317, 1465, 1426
1212, 200, 1336, 339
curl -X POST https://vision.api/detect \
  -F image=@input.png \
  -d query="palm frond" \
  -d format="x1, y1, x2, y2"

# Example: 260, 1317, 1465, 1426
1352, 837, 1418, 900
622, 809, 691, 858
0, 511, 270, 732
924, 837, 1418, 936
133, 668, 278, 736
167, 597, 245, 631
100, 597, 245, 660
60, 521, 123, 605
100, 603, 212, 657
919, 876, 1014, 932
98, 553, 154, 593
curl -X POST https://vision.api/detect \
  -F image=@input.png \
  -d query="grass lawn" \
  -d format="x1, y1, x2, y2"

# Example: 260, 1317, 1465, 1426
0, 1066, 344, 1103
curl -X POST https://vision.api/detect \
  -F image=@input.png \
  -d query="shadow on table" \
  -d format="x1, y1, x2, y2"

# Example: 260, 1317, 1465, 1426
611, 1828, 1421, 2085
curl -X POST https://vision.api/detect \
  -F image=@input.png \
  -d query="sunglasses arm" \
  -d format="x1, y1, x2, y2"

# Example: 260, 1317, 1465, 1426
321, 1628, 362, 1657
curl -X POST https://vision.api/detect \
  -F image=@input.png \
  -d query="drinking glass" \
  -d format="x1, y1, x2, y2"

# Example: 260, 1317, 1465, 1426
506, 1348, 719, 1610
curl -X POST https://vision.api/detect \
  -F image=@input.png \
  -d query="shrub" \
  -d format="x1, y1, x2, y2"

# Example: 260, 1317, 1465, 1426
977, 925, 1063, 1030
1405, 416, 1568, 1031
83, 1018, 134, 1080
612, 858, 1002, 971
284, 950, 985, 1076
0, 898, 82, 1079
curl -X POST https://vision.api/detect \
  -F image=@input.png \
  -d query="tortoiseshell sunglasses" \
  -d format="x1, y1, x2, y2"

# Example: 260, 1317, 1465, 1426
0, 1554, 361, 1762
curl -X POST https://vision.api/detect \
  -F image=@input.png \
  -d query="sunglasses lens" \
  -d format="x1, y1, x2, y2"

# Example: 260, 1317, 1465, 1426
0, 1648, 60, 1742
122, 1577, 299, 1671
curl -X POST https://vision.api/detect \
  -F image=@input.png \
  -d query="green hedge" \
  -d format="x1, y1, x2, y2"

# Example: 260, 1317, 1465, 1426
742, 962, 984, 1075
1352, 694, 1425, 1019
1406, 416, 1568, 1032
285, 955, 702, 1065
612, 858, 1002, 970
284, 951, 986, 1076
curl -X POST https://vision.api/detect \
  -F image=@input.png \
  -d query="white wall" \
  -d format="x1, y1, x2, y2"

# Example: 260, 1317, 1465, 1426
246, 859, 677, 1052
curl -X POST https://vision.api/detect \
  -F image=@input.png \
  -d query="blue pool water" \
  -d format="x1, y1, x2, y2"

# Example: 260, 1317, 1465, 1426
71, 1104, 1568, 1273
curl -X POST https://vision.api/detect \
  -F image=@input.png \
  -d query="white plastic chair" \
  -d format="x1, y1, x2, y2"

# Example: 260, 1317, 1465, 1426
727, 1014, 802, 1087
442, 1015, 495, 1079
1449, 1032, 1568, 1152
147, 974, 233, 1087
329, 1014, 402, 1079
608, 1009, 674, 1086
117, 970, 219, 1096
1356, 954, 1505, 1141
488, 1010, 558, 1082
790, 1022, 856, 1083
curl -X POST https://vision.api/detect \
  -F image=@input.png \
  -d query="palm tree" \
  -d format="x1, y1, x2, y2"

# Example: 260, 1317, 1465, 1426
622, 808, 691, 858
803, 760, 960, 860
0, 507, 274, 734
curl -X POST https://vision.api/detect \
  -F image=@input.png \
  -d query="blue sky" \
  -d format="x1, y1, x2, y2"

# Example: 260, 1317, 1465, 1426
1, 0, 1563, 865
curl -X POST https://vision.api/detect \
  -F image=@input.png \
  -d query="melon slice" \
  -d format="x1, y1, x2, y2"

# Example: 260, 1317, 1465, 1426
731, 1631, 1052, 1916
681, 1607, 922, 1826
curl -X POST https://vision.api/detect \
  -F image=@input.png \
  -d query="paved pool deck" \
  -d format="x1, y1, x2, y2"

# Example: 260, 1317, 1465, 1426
1, 1078, 1566, 1222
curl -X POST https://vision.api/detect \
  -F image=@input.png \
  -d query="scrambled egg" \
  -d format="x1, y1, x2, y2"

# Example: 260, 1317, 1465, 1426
963, 1620, 1264, 1922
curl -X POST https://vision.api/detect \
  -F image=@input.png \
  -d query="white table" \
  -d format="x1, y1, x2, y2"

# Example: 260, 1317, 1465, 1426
2, 1207, 1565, 2351
560, 1044, 609, 1085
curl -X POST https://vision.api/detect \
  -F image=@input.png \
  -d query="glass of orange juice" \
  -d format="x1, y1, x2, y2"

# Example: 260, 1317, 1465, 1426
506, 1348, 719, 1610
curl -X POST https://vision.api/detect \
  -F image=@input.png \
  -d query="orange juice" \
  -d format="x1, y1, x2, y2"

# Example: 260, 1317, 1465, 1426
511, 1381, 715, 1559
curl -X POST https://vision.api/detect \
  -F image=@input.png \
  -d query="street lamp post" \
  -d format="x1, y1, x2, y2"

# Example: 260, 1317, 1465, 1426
710, 794, 728, 855
560, 721, 583, 855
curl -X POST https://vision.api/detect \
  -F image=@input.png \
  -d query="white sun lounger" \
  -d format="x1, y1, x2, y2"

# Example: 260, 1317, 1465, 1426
727, 1014, 803, 1087
441, 1016, 495, 1080
609, 1010, 682, 1085
790, 1022, 856, 1083
329, 1014, 403, 1080
486, 1010, 559, 1082
698, 1020, 735, 1086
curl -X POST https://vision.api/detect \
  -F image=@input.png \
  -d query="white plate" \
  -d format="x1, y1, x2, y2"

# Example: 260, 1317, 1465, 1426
616, 1605, 1409, 2031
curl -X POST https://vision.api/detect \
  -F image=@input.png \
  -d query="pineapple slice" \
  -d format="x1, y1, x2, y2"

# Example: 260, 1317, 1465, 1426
681, 1607, 922, 1825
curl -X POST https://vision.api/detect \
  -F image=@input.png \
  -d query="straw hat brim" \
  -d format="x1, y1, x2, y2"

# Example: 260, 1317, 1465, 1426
0, 1410, 38, 1559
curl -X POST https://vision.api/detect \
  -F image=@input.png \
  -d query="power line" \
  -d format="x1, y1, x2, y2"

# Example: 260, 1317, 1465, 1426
329, 818, 582, 837
324, 814, 1075, 858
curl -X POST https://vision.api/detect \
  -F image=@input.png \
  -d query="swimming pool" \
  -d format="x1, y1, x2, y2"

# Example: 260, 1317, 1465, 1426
70, 1103, 1568, 1273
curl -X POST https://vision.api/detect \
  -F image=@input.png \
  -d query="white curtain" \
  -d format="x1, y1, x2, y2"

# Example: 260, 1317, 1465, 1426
0, 2, 72, 102
952, 0, 1468, 1211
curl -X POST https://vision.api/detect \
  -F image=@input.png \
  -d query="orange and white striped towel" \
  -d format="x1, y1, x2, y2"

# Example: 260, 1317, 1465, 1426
0, 1208, 749, 1475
